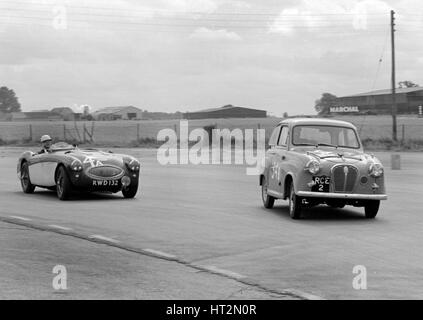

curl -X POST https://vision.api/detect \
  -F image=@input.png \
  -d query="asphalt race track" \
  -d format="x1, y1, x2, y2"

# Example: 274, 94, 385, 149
1, 147, 423, 299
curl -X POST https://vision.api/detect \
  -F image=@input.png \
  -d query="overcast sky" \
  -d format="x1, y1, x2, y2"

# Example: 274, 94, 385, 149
0, 0, 422, 116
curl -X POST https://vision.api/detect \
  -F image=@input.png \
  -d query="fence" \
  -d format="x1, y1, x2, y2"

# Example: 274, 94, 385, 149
0, 116, 422, 146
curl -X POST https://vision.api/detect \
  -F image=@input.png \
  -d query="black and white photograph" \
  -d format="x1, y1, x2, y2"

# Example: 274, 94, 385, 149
0, 0, 423, 307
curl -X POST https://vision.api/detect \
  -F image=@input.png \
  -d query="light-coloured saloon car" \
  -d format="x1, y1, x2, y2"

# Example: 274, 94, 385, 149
260, 118, 387, 219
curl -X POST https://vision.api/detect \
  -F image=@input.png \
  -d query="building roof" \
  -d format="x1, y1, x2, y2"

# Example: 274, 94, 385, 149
340, 86, 423, 98
93, 106, 141, 114
186, 104, 265, 114
51, 107, 74, 114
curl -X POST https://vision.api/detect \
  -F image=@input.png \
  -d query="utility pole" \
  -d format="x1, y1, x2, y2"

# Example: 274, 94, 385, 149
391, 10, 397, 141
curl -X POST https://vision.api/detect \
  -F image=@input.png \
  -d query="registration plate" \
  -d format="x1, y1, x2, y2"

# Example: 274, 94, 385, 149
92, 180, 119, 186
311, 176, 330, 192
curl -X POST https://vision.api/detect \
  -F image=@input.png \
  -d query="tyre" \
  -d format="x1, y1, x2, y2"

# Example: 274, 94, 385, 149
56, 166, 72, 200
122, 183, 138, 199
289, 183, 302, 219
261, 176, 275, 209
20, 162, 35, 194
364, 200, 380, 219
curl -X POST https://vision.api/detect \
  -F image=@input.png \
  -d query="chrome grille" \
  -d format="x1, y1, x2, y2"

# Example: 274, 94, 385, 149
87, 166, 123, 179
332, 165, 358, 193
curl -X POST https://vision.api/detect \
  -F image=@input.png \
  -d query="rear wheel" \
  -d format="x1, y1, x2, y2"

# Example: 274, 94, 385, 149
122, 183, 138, 199
56, 166, 72, 200
261, 176, 275, 209
20, 162, 35, 193
289, 183, 302, 219
364, 200, 380, 219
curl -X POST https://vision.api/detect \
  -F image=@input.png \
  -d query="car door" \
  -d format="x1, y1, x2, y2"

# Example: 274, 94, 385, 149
28, 153, 57, 187
269, 126, 289, 195
266, 125, 282, 195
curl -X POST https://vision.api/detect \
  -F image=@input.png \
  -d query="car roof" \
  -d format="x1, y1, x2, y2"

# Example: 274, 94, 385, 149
278, 117, 357, 129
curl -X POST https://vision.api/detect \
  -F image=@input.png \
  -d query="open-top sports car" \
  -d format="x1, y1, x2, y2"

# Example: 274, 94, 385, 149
260, 118, 387, 219
17, 142, 140, 200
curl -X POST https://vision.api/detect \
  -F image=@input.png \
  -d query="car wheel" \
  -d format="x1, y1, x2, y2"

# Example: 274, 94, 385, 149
261, 176, 275, 209
364, 200, 380, 219
20, 162, 35, 193
289, 183, 302, 219
56, 166, 72, 200
122, 183, 138, 199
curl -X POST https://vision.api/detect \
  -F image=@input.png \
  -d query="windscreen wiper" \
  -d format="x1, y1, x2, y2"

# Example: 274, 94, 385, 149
315, 143, 338, 148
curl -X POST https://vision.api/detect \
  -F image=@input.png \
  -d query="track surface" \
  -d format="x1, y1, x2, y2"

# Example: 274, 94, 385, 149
1, 147, 423, 299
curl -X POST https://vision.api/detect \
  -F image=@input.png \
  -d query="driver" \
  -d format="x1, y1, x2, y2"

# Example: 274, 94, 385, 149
38, 135, 52, 154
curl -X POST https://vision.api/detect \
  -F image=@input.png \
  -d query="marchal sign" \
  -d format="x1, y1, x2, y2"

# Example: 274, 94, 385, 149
330, 106, 359, 113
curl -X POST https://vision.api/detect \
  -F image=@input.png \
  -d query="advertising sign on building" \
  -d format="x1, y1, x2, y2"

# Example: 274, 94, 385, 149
330, 106, 359, 113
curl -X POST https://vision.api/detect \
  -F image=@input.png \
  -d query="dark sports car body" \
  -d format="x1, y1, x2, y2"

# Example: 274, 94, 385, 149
17, 142, 140, 200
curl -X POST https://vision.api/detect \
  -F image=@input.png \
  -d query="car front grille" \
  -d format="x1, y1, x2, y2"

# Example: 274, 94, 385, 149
332, 165, 358, 193
87, 166, 124, 180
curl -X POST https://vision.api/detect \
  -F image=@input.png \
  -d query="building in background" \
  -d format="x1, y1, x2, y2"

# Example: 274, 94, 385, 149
92, 106, 143, 121
10, 111, 63, 121
51, 107, 79, 121
332, 87, 423, 115
184, 104, 267, 119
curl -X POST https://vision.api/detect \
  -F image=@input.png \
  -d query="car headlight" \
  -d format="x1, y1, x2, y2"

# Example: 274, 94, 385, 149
70, 159, 83, 171
305, 160, 320, 175
126, 159, 140, 172
369, 163, 384, 177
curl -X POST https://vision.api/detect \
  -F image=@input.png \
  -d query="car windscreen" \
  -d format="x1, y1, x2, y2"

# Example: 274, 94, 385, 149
50, 142, 75, 151
292, 125, 360, 149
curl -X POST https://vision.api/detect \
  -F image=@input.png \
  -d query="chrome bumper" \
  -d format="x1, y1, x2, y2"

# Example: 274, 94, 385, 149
296, 191, 387, 200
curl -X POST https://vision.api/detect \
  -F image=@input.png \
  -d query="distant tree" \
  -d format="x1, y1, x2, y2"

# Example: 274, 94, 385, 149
0, 86, 21, 113
315, 93, 337, 115
398, 81, 419, 88
283, 112, 289, 118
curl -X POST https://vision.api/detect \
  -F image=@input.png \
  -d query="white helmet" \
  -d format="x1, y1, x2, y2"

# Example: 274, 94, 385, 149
40, 135, 52, 143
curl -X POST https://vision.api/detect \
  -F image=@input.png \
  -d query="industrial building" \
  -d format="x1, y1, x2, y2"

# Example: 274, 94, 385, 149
10, 111, 63, 121
92, 106, 143, 121
332, 87, 423, 115
184, 104, 267, 119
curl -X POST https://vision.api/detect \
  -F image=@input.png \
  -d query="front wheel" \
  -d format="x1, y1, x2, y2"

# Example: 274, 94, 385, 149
56, 166, 72, 200
20, 162, 35, 193
261, 176, 275, 209
122, 183, 138, 199
364, 200, 380, 219
289, 183, 302, 219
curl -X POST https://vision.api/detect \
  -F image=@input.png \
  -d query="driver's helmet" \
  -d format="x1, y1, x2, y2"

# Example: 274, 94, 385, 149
40, 135, 52, 143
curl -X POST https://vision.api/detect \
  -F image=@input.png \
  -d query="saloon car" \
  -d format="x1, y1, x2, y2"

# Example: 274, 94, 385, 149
17, 142, 140, 200
260, 118, 387, 219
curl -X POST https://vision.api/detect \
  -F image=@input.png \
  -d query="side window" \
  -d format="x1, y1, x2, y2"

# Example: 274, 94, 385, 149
277, 126, 289, 146
268, 126, 281, 146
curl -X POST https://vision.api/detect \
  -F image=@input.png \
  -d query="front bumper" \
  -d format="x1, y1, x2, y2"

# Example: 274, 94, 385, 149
296, 191, 387, 200
68, 169, 139, 192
